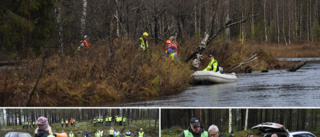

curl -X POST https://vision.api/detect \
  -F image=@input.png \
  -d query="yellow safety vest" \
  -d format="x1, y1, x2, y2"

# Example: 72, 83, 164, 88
108, 117, 112, 121
99, 130, 103, 136
114, 131, 120, 136
95, 132, 100, 137
109, 130, 114, 135
105, 117, 108, 122
61, 120, 64, 124
123, 118, 126, 122
69, 133, 74, 137
66, 120, 68, 124
139, 37, 149, 51
125, 132, 131, 137
138, 131, 144, 137
183, 130, 208, 137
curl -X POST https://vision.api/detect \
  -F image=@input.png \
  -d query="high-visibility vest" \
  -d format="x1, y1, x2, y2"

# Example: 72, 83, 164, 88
25, 122, 28, 125
93, 119, 97, 123
61, 120, 64, 124
80, 40, 90, 49
99, 130, 103, 136
33, 122, 36, 125
125, 132, 131, 137
204, 59, 219, 72
138, 131, 144, 137
105, 117, 108, 122
119, 117, 122, 121
165, 40, 178, 54
114, 131, 120, 136
139, 37, 149, 51
66, 120, 68, 124
69, 133, 74, 137
183, 130, 208, 137
95, 132, 100, 137
170, 52, 176, 60
123, 118, 126, 122
108, 117, 112, 121
109, 130, 114, 135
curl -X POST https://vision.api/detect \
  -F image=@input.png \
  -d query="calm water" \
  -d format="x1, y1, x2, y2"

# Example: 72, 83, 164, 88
106, 58, 320, 107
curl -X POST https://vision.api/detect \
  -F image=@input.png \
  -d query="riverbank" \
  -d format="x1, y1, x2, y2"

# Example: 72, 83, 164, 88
0, 39, 318, 106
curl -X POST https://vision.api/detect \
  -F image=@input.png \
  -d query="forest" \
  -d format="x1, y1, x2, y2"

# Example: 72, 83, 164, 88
1, 0, 320, 106
0, 108, 159, 137
161, 109, 320, 137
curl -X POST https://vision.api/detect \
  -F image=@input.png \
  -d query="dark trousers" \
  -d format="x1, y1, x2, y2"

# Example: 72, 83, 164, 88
61, 124, 63, 128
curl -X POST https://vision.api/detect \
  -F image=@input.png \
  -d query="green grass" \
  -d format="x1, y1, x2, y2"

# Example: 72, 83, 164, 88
0, 120, 158, 137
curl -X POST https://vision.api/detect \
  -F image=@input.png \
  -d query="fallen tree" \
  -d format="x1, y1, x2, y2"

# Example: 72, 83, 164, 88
186, 0, 259, 70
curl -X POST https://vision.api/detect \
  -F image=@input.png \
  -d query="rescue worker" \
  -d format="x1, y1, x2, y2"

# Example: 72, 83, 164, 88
77, 35, 91, 51
138, 128, 145, 137
69, 131, 74, 137
108, 115, 112, 126
33, 121, 37, 128
61, 119, 64, 128
119, 115, 123, 126
125, 129, 131, 137
165, 36, 178, 54
178, 117, 208, 137
70, 118, 73, 127
34, 116, 54, 137
84, 130, 89, 137
93, 117, 97, 127
167, 47, 178, 61
95, 129, 101, 137
25, 121, 29, 129
113, 128, 121, 137
115, 115, 119, 126
99, 128, 104, 137
203, 54, 220, 73
139, 32, 150, 52
29, 121, 32, 129
105, 115, 109, 126
108, 127, 114, 137
122, 117, 127, 126
65, 119, 68, 128
208, 125, 225, 137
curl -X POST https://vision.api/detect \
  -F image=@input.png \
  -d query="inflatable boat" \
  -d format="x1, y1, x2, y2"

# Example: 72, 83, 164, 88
190, 71, 237, 84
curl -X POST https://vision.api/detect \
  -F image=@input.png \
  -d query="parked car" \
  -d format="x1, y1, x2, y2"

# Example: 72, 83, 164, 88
252, 122, 316, 137
4, 132, 32, 137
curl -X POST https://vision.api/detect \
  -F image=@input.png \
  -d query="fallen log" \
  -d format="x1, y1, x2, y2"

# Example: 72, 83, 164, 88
287, 61, 307, 72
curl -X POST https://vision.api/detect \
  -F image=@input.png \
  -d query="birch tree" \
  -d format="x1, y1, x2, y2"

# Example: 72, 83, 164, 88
80, 0, 87, 37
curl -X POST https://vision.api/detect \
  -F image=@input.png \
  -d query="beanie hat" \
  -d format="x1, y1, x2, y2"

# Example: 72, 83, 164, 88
37, 116, 49, 130
143, 32, 149, 36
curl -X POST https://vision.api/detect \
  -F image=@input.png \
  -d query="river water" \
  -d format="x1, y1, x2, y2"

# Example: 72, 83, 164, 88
111, 58, 320, 107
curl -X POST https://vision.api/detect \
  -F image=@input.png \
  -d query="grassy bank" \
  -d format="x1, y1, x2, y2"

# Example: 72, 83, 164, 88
0, 120, 158, 137
1, 39, 318, 106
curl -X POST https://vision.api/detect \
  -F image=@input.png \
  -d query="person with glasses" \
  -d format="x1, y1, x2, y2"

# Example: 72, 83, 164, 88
178, 118, 208, 137
208, 125, 225, 137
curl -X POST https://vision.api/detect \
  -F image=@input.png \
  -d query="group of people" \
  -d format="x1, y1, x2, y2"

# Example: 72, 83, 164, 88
32, 116, 144, 137
77, 33, 220, 72
60, 118, 76, 128
92, 115, 127, 127
22, 121, 37, 129
92, 127, 144, 137
178, 118, 224, 137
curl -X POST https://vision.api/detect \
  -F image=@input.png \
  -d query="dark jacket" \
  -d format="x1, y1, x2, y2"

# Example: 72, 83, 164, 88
34, 129, 49, 137
178, 126, 206, 137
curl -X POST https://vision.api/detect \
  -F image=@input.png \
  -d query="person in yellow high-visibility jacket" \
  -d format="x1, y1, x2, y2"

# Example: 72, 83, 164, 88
122, 117, 127, 126
105, 115, 109, 126
65, 119, 68, 128
69, 131, 74, 137
203, 54, 220, 73
108, 127, 114, 137
95, 129, 101, 137
108, 116, 112, 126
138, 128, 145, 137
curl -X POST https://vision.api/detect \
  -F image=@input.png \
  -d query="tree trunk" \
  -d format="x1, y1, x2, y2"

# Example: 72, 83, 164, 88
80, 0, 87, 37
225, 0, 230, 44
229, 109, 232, 133
264, 0, 268, 42
245, 109, 248, 131
55, 2, 63, 54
